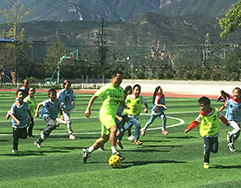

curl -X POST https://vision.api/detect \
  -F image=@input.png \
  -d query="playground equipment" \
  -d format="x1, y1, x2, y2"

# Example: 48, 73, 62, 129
45, 50, 78, 84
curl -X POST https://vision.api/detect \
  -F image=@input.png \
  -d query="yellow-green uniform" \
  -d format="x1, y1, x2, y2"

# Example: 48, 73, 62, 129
95, 83, 124, 135
24, 95, 36, 136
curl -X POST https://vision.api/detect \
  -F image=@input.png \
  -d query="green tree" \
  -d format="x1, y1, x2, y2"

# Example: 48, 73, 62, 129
0, 0, 35, 41
0, 0, 35, 80
219, 1, 241, 39
220, 48, 241, 80
43, 42, 68, 78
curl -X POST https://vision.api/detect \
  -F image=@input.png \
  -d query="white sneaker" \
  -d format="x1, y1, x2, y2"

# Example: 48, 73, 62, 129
128, 135, 134, 141
12, 149, 18, 153
228, 143, 235, 152
69, 134, 75, 140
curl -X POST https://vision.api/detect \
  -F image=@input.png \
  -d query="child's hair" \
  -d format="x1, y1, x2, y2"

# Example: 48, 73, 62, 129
112, 70, 123, 77
153, 86, 161, 104
198, 96, 210, 105
125, 85, 132, 93
29, 87, 36, 92
22, 78, 29, 84
133, 84, 141, 92
233, 87, 241, 94
63, 79, 71, 87
16, 89, 23, 95
48, 88, 56, 95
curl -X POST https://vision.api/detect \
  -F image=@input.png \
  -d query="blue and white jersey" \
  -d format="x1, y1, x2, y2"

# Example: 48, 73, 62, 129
57, 89, 76, 110
151, 94, 166, 115
225, 98, 241, 122
40, 98, 61, 120
10, 101, 29, 128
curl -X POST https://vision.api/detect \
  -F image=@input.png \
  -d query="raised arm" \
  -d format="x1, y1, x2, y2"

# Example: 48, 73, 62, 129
84, 95, 98, 117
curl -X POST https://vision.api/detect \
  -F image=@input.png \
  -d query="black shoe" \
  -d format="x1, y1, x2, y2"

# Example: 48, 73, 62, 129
113, 152, 125, 161
82, 148, 91, 163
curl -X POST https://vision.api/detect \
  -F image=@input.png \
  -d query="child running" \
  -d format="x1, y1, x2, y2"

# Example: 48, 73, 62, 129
10, 89, 32, 153
141, 86, 168, 136
24, 87, 37, 137
57, 80, 76, 140
34, 89, 63, 148
117, 84, 148, 146
184, 96, 229, 169
219, 87, 241, 152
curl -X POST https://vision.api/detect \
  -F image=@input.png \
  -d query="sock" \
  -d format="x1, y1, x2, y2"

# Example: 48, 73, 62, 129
57, 118, 67, 124
88, 146, 94, 153
111, 146, 117, 154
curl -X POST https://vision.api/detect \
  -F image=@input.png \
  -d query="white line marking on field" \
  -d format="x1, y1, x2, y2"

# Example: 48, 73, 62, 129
0, 115, 185, 136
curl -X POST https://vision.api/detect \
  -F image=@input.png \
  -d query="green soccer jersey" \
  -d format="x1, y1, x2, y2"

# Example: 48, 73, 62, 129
95, 83, 124, 117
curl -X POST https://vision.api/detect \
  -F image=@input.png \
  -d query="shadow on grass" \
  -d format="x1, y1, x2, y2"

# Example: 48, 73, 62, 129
213, 165, 241, 169
166, 136, 197, 139
142, 140, 171, 143
120, 160, 187, 168
1, 149, 70, 157
0, 139, 10, 142
141, 144, 183, 149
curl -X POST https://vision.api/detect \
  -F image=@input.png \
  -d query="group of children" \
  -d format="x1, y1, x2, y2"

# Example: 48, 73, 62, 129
8, 79, 76, 153
6, 76, 241, 170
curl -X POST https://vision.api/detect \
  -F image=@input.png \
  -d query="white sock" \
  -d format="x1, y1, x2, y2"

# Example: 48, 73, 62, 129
88, 146, 94, 153
57, 118, 67, 124
111, 146, 117, 154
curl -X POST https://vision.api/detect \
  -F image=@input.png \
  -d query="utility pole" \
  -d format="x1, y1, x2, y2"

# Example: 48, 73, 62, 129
96, 18, 107, 46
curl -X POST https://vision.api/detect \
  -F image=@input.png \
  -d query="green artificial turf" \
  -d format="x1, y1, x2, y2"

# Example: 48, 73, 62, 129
0, 91, 240, 188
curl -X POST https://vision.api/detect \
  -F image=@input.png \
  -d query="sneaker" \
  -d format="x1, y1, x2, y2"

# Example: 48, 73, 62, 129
12, 149, 18, 153
204, 163, 209, 169
116, 141, 124, 150
135, 140, 143, 145
41, 132, 45, 140
162, 130, 168, 135
128, 135, 135, 141
69, 134, 75, 140
34, 142, 42, 148
141, 128, 146, 136
99, 147, 104, 151
113, 152, 125, 161
82, 148, 91, 163
227, 131, 231, 143
228, 143, 235, 152
6, 111, 11, 119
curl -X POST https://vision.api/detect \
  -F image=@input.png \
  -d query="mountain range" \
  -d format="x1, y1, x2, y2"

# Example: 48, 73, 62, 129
0, 0, 239, 23
0, 0, 240, 58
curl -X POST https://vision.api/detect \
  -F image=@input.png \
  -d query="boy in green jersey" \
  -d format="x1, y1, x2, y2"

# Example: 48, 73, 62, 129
83, 70, 126, 163
185, 96, 229, 169
24, 87, 37, 137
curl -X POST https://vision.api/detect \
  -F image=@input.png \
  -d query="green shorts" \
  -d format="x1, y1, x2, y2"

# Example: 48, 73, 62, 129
100, 114, 116, 135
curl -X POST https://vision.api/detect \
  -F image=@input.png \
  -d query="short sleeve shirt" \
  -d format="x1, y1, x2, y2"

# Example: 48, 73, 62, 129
95, 83, 124, 117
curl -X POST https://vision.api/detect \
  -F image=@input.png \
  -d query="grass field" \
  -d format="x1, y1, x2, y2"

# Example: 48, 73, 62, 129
0, 90, 241, 188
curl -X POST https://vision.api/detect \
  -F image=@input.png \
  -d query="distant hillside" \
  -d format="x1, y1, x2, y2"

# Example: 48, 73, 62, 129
0, 12, 238, 47
153, 0, 239, 17
0, 0, 239, 24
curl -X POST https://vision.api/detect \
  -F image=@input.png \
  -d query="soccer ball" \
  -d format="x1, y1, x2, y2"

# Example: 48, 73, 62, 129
108, 155, 121, 168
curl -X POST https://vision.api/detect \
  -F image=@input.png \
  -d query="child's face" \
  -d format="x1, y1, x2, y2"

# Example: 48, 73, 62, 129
29, 88, 35, 97
16, 91, 24, 102
23, 79, 29, 87
64, 82, 71, 90
112, 73, 123, 87
199, 102, 209, 112
157, 87, 163, 95
132, 86, 140, 97
127, 89, 132, 95
49, 92, 57, 102
233, 89, 241, 100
